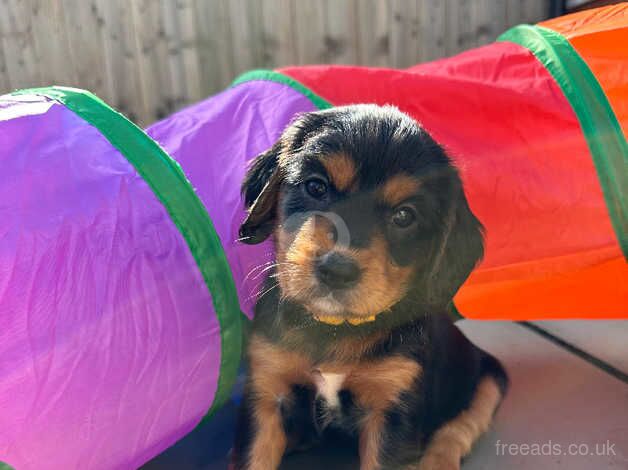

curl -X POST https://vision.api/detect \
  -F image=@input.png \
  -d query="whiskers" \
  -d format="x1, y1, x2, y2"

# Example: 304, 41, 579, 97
244, 257, 344, 333
244, 259, 279, 283
235, 234, 256, 243
243, 259, 305, 304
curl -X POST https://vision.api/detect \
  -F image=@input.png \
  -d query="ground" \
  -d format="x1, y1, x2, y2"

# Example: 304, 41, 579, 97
143, 320, 628, 470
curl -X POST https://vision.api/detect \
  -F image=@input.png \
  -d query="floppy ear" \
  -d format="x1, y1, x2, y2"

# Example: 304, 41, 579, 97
424, 177, 484, 308
239, 141, 282, 244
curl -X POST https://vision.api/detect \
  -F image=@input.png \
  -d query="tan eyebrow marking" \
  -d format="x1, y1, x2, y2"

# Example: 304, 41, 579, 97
320, 153, 357, 192
379, 173, 420, 206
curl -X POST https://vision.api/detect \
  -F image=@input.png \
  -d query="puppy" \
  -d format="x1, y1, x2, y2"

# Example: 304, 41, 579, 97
232, 105, 508, 470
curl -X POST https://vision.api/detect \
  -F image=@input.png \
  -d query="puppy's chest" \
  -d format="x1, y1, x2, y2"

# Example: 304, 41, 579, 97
312, 370, 347, 409
249, 336, 422, 415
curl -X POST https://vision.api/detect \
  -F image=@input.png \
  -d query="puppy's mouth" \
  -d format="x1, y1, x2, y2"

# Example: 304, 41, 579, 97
304, 289, 378, 326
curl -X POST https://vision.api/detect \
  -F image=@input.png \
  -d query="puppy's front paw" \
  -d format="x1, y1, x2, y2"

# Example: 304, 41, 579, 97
416, 453, 460, 470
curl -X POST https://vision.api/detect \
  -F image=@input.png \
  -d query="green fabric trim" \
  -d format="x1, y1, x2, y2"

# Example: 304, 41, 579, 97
232, 69, 332, 110
498, 25, 628, 258
11, 86, 242, 418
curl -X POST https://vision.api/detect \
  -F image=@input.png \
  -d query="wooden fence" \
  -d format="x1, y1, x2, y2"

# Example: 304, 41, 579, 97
0, 0, 550, 125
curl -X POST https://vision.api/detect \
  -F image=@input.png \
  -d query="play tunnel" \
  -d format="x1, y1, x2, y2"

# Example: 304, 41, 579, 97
0, 5, 626, 470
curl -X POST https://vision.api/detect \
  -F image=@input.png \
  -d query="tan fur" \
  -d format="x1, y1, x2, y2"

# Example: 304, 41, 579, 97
318, 356, 421, 469
246, 336, 313, 470
346, 235, 414, 318
359, 412, 386, 470
276, 217, 414, 323
248, 335, 312, 397
343, 356, 422, 411
246, 337, 422, 469
411, 377, 502, 470
379, 173, 420, 206
247, 406, 287, 470
275, 216, 334, 304
321, 153, 358, 192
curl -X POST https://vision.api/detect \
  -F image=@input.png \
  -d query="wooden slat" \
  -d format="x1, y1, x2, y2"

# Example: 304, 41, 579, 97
356, 0, 391, 67
129, 0, 176, 123
228, 0, 264, 75
174, 0, 203, 102
521, 0, 550, 24
490, 0, 510, 39
471, 0, 505, 46
161, 0, 187, 115
444, 0, 458, 56
30, 0, 77, 87
1, 1, 42, 90
455, 0, 475, 52
506, 0, 524, 26
259, 0, 297, 68
95, 0, 144, 123
390, 0, 421, 67
60, 0, 107, 97
323, 0, 359, 64
294, 0, 327, 64
419, 0, 446, 62
194, 0, 235, 93
0, 25, 11, 93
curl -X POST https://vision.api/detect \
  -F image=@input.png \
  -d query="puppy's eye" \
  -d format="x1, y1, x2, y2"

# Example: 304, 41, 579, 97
391, 206, 417, 228
305, 177, 328, 199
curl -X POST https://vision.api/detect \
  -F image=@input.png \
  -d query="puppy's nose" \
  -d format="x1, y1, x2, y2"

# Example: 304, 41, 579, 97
315, 252, 361, 289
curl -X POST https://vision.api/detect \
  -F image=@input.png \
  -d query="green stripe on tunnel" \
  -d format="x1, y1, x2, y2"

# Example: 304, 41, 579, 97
11, 86, 242, 419
499, 25, 628, 258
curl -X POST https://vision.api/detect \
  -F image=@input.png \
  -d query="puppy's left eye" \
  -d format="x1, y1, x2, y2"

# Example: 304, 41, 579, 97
305, 177, 328, 199
391, 206, 417, 228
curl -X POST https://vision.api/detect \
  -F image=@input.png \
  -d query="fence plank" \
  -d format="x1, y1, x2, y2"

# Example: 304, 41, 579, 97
0, 1, 39, 89
161, 0, 187, 113
420, 0, 446, 61
522, 0, 550, 24
456, 0, 475, 51
390, 0, 422, 68
129, 0, 178, 123
489, 0, 509, 39
356, 0, 391, 67
95, 0, 143, 123
174, 0, 203, 101
61, 0, 107, 96
294, 0, 327, 63
0, 37, 8, 93
260, 0, 297, 67
228, 0, 264, 75
194, 0, 234, 93
28, 0, 77, 87
323, 0, 359, 64
506, 0, 522, 26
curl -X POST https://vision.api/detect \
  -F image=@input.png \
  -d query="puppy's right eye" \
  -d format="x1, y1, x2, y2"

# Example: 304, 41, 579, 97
305, 177, 328, 199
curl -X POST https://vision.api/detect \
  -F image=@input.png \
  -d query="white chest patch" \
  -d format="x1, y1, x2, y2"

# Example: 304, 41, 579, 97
313, 372, 347, 408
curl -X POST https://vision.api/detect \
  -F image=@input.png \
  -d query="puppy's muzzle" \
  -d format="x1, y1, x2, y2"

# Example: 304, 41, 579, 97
315, 251, 361, 290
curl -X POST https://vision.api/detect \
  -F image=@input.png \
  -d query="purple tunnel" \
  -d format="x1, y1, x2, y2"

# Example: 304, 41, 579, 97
0, 80, 319, 469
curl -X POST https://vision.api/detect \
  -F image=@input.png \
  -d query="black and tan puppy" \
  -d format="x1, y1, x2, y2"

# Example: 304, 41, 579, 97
232, 105, 508, 470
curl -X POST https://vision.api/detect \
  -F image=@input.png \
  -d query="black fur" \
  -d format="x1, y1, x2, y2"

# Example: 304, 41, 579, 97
233, 105, 508, 469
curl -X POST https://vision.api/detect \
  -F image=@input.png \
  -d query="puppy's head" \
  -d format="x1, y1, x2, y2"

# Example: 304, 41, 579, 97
240, 105, 483, 326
